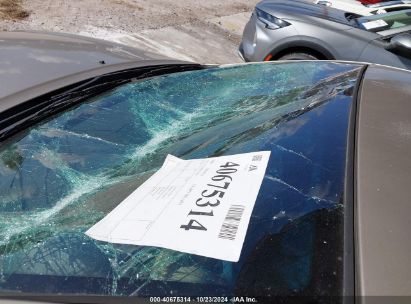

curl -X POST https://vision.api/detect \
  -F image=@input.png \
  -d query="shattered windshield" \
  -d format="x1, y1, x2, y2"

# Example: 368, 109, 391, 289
0, 62, 362, 299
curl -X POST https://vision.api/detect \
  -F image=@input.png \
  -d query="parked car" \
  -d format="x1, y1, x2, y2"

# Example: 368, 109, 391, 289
314, 0, 411, 15
359, 0, 393, 4
1, 31, 411, 303
239, 0, 411, 70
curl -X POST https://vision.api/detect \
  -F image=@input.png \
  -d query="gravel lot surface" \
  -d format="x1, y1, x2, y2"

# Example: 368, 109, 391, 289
1, 0, 259, 63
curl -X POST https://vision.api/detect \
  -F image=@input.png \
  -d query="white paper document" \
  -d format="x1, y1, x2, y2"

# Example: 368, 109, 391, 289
86, 151, 271, 262
362, 19, 388, 30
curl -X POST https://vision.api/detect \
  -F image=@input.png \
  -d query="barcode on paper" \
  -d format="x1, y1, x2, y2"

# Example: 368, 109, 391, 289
218, 205, 245, 241
252, 155, 262, 162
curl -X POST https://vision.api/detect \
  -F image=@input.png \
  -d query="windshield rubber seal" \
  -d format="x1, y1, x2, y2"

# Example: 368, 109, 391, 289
343, 64, 368, 304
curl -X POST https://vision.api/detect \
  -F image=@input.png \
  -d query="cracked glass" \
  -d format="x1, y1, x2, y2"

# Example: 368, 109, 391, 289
0, 62, 362, 299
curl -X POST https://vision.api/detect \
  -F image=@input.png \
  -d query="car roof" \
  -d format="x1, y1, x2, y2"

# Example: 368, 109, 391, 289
0, 31, 190, 110
356, 64, 411, 297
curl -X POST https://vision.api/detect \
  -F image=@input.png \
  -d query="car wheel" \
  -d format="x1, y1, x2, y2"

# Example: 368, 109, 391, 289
277, 53, 319, 60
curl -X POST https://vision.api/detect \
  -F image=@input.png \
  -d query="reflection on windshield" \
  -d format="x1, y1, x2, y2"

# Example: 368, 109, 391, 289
0, 62, 361, 298
358, 9, 411, 31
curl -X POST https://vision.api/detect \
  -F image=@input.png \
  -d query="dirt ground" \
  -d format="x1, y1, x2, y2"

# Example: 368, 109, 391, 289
1, 0, 255, 32
0, 0, 29, 20
0, 0, 259, 63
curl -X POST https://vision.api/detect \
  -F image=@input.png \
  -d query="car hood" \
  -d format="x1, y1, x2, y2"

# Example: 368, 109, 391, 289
257, 0, 353, 27
0, 31, 177, 101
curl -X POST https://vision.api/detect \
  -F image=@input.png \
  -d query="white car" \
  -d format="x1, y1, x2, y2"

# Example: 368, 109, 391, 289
314, 0, 411, 15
